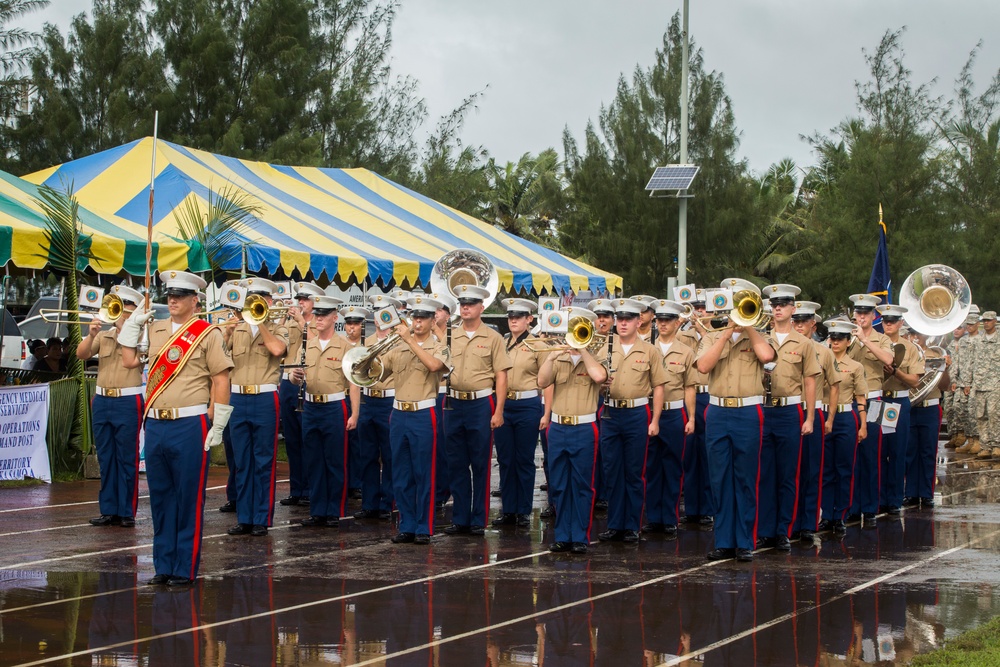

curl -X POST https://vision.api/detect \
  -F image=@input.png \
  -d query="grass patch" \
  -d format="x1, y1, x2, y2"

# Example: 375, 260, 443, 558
0, 478, 46, 488
912, 615, 1000, 666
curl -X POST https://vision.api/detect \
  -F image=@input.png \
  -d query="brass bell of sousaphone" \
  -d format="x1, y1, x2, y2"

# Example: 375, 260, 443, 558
898, 264, 971, 337
430, 248, 499, 307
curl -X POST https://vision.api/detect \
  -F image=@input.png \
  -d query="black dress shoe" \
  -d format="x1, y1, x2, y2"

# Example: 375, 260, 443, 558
736, 548, 754, 562
167, 576, 194, 587
775, 535, 791, 551
147, 574, 170, 586
800, 530, 815, 541
571, 542, 588, 554
833, 520, 847, 535
354, 509, 381, 519
219, 501, 236, 513
790, 531, 801, 541
391, 532, 415, 544
300, 516, 327, 527
887, 506, 901, 516
492, 513, 516, 527
379, 510, 392, 520
594, 499, 608, 511
435, 501, 446, 510
348, 488, 362, 500
921, 497, 935, 508
756, 537, 776, 549
664, 524, 678, 536
902, 496, 919, 508
279, 496, 302, 506
540, 505, 555, 518
862, 512, 877, 527
444, 524, 470, 535
491, 489, 501, 497
699, 515, 715, 526
119, 516, 135, 528
846, 513, 861, 524
516, 514, 530, 527
251, 525, 268, 536
227, 523, 252, 535
414, 534, 431, 545
642, 522, 665, 533
549, 541, 571, 553
326, 516, 340, 527
706, 548, 736, 561
623, 530, 640, 543
817, 519, 833, 531
683, 515, 701, 524
598, 529, 625, 542
470, 525, 485, 536
89, 514, 117, 526
539, 483, 548, 491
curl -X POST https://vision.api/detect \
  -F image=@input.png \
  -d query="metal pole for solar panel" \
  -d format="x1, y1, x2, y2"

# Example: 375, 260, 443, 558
677, 0, 690, 285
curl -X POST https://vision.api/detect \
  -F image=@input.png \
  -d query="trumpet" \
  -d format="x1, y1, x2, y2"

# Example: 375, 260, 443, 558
41, 294, 126, 325
691, 290, 771, 332
242, 294, 290, 325
524, 315, 606, 353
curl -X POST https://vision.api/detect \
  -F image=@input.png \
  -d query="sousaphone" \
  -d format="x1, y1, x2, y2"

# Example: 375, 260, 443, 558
430, 248, 499, 307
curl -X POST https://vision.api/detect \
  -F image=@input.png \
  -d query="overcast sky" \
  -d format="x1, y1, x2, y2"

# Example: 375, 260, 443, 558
25, 0, 1000, 175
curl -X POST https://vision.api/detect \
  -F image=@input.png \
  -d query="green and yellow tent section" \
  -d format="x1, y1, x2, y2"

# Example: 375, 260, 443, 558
0, 168, 206, 275
25, 138, 621, 294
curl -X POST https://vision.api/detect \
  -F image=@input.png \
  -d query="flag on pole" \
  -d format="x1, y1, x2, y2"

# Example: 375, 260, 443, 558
867, 204, 891, 331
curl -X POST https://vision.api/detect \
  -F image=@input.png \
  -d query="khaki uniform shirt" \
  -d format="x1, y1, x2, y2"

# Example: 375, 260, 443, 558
769, 330, 822, 397
505, 333, 541, 393
608, 339, 668, 400
676, 329, 710, 386
831, 354, 867, 405
94, 329, 143, 389
449, 324, 512, 392
696, 331, 766, 398
284, 319, 315, 365
305, 334, 352, 396
148, 320, 233, 409
381, 336, 448, 402
549, 355, 603, 416
883, 337, 924, 393
363, 333, 396, 391
657, 341, 697, 403
848, 330, 893, 394
811, 341, 841, 405
229, 321, 289, 386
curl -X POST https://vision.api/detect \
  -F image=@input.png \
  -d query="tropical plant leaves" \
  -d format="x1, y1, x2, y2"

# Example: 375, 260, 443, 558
172, 185, 263, 281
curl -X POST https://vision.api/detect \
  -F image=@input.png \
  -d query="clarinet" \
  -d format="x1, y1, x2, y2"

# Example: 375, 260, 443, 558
295, 317, 308, 412
443, 320, 453, 410
603, 325, 615, 406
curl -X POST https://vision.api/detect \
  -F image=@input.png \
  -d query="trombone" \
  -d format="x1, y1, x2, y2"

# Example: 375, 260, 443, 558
40, 294, 126, 325
690, 290, 771, 332
524, 315, 606, 353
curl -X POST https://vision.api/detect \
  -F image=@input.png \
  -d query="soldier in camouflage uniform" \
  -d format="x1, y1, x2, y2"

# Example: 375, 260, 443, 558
944, 324, 964, 449
971, 311, 1000, 458
956, 312, 981, 454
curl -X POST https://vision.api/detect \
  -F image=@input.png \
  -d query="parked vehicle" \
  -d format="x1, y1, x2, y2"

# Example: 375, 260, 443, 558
1, 308, 25, 369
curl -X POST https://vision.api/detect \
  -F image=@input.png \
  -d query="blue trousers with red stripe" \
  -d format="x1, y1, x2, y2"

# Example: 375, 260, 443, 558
646, 407, 687, 526
706, 403, 763, 551
682, 392, 713, 517
278, 378, 307, 498
546, 422, 598, 543
822, 409, 859, 521
223, 424, 236, 502
92, 394, 143, 519
390, 407, 438, 535
759, 403, 804, 539
443, 395, 495, 528
906, 404, 941, 501
795, 407, 825, 533
230, 391, 280, 526
358, 395, 394, 512
145, 415, 210, 580
494, 396, 543, 516
434, 392, 450, 504
600, 405, 652, 532
302, 400, 348, 519
880, 397, 911, 509
348, 401, 361, 490
852, 399, 882, 515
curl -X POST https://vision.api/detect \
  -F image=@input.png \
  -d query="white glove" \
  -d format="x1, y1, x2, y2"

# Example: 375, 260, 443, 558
204, 403, 233, 452
118, 306, 155, 348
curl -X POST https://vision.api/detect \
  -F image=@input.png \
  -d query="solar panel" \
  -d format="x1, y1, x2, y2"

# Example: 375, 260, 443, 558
644, 165, 699, 191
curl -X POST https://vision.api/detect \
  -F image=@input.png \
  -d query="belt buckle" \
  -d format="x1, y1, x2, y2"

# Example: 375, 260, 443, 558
313, 395, 327, 404
158, 409, 173, 420
106, 388, 120, 398
558, 415, 576, 426
723, 397, 739, 408
400, 402, 416, 412
507, 390, 517, 400
459, 391, 472, 400
243, 385, 259, 395
770, 397, 781, 407
370, 390, 383, 398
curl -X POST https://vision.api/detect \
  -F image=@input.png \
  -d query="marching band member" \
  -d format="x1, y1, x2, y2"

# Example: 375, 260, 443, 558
876, 304, 922, 515
430, 292, 456, 509
587, 297, 617, 513
342, 304, 366, 501
493, 298, 544, 528
351, 303, 395, 521
905, 332, 948, 507
380, 295, 449, 544
289, 295, 360, 527
790, 301, 840, 540
78, 284, 145, 528
847, 294, 895, 526
676, 289, 714, 525
599, 298, 668, 544
629, 294, 658, 343
278, 281, 325, 507
218, 279, 245, 514
644, 300, 696, 535
696, 278, 775, 563
121, 270, 233, 586
443, 284, 512, 537
224, 278, 289, 537
819, 320, 867, 534
537, 308, 607, 554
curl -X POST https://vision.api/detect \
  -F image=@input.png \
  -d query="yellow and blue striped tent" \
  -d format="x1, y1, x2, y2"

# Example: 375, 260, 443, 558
0, 167, 206, 275
25, 138, 621, 294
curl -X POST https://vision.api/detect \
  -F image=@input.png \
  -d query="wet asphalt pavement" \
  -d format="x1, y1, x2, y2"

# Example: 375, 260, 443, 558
2, 443, 1000, 666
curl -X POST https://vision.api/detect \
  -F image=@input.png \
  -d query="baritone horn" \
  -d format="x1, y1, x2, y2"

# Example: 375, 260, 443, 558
343, 331, 405, 388
40, 294, 126, 325
525, 314, 606, 353
899, 264, 972, 337
692, 290, 770, 331
430, 248, 499, 307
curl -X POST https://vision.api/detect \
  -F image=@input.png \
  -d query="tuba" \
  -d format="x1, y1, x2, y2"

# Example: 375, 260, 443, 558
910, 345, 948, 404
430, 248, 499, 308
899, 264, 971, 336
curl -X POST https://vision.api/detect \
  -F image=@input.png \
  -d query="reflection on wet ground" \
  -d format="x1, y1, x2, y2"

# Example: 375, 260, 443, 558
3, 444, 1000, 666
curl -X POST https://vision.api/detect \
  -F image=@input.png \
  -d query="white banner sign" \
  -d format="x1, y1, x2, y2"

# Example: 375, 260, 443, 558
0, 384, 51, 483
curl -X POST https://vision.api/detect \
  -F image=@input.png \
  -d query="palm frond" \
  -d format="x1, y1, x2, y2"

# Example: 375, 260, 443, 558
173, 185, 263, 280
33, 183, 99, 272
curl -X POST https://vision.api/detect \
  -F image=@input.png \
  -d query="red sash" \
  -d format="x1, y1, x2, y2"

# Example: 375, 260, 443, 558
144, 318, 217, 417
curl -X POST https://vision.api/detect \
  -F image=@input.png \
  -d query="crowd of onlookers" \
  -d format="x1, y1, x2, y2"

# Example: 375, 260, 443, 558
20, 337, 69, 372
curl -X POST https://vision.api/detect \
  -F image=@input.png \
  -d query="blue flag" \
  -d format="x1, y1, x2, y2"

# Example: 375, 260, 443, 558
867, 208, 891, 331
